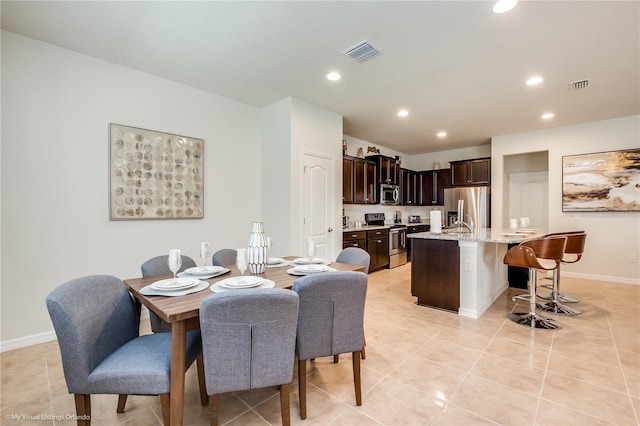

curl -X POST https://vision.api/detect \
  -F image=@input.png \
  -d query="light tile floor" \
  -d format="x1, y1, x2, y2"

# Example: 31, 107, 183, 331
2, 263, 639, 425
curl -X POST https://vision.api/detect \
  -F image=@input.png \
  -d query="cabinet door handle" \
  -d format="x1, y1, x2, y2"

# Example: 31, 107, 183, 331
328, 228, 333, 232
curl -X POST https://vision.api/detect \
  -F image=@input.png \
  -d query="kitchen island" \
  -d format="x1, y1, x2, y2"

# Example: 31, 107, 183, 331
408, 229, 542, 319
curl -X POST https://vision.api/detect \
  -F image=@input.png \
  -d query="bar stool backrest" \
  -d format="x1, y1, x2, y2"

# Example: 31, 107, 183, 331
504, 236, 567, 270
544, 231, 586, 263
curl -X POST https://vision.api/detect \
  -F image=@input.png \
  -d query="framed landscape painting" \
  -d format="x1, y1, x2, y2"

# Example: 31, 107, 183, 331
109, 123, 204, 220
562, 148, 640, 212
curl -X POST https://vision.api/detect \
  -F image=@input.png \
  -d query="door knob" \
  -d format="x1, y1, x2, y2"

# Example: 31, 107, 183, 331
328, 228, 333, 232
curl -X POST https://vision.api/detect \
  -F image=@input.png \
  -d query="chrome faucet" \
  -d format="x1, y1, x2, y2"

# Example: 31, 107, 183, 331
456, 215, 475, 234
453, 199, 474, 234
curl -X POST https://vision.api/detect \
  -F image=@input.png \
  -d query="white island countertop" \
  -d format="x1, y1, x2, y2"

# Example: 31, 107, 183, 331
408, 228, 544, 244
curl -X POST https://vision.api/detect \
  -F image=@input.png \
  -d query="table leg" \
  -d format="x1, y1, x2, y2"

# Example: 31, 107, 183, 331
170, 320, 187, 426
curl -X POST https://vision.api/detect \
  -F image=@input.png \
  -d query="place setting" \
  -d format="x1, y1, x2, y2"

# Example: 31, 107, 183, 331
264, 238, 291, 268
211, 248, 276, 293
287, 238, 335, 276
141, 249, 211, 296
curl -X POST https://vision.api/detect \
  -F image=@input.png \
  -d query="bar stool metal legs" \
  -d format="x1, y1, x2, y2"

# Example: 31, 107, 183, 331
508, 267, 562, 329
537, 267, 581, 315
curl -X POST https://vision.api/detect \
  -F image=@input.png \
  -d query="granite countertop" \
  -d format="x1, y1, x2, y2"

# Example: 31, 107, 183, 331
342, 224, 388, 232
407, 228, 544, 244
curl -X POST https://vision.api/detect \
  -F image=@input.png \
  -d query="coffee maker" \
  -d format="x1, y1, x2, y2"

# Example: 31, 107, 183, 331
394, 210, 402, 224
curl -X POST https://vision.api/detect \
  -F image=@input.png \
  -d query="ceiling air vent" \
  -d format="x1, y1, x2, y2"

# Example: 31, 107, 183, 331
344, 40, 381, 63
570, 79, 590, 91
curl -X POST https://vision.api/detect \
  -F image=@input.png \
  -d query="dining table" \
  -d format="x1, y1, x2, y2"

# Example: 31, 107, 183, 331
122, 256, 366, 426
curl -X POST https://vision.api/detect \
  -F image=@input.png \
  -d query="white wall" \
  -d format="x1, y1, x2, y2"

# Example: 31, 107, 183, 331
290, 98, 343, 258
260, 98, 293, 257
1, 31, 264, 347
492, 116, 640, 284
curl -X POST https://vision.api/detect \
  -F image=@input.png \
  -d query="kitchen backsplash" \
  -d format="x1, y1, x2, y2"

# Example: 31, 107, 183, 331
343, 204, 444, 226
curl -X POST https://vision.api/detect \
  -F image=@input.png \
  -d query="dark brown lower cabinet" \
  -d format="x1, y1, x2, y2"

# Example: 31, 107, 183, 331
367, 235, 389, 272
410, 238, 460, 312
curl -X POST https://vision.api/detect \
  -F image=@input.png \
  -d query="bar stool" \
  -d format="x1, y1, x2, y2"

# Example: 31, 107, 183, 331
538, 231, 585, 303
503, 236, 567, 329
537, 232, 587, 315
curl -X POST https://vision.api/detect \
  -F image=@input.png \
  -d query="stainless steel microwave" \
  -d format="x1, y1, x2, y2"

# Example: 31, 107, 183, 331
380, 184, 400, 205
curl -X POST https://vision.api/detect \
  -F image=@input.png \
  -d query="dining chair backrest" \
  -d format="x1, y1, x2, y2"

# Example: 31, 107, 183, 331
293, 271, 367, 360
141, 254, 197, 277
336, 247, 371, 274
199, 288, 299, 394
141, 254, 198, 333
211, 249, 237, 267
46, 275, 139, 393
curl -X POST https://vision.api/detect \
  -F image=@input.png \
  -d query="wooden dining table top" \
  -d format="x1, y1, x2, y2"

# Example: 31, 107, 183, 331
123, 256, 365, 325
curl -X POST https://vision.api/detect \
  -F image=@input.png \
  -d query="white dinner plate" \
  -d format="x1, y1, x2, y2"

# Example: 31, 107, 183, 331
218, 276, 264, 288
287, 267, 336, 276
267, 257, 285, 265
152, 277, 200, 291
184, 266, 225, 275
293, 257, 327, 265
294, 264, 330, 274
211, 279, 275, 293
502, 232, 525, 237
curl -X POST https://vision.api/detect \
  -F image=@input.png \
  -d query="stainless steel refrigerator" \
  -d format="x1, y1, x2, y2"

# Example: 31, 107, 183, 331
444, 186, 490, 230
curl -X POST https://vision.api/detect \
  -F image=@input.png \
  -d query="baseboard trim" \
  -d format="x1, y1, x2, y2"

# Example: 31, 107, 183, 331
562, 271, 639, 286
1, 309, 151, 353
1, 330, 57, 353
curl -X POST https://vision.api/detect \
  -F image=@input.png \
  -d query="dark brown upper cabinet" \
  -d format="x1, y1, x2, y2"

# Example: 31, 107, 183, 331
367, 155, 398, 185
450, 158, 491, 186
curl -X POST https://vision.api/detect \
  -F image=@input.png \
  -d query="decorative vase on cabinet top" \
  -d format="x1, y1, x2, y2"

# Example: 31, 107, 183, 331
247, 221, 268, 274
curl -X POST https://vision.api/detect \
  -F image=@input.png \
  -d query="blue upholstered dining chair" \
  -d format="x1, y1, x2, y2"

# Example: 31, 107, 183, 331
141, 254, 197, 333
211, 248, 237, 267
45, 275, 204, 426
336, 247, 371, 274
334, 246, 371, 362
199, 288, 299, 426
292, 271, 368, 420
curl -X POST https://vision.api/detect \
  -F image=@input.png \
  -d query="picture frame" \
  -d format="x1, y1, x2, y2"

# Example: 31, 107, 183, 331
562, 148, 640, 212
109, 123, 204, 220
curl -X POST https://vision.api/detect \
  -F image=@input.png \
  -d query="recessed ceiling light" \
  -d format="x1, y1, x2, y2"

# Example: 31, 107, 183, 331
526, 76, 543, 86
541, 112, 555, 120
397, 110, 409, 117
493, 0, 518, 13
326, 72, 341, 81
437, 131, 447, 138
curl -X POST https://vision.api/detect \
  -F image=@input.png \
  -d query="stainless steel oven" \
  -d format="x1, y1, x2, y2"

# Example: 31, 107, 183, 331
389, 225, 407, 268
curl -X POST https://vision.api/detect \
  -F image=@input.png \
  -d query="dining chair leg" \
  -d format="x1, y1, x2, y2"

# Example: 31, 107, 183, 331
333, 355, 339, 363
361, 333, 367, 360
352, 351, 362, 406
116, 394, 127, 413
159, 393, 170, 426
208, 394, 219, 426
297, 358, 307, 420
197, 353, 208, 406
280, 383, 291, 426
73, 394, 91, 426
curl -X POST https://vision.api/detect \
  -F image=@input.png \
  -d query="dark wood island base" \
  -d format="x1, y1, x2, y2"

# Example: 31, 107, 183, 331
410, 238, 460, 312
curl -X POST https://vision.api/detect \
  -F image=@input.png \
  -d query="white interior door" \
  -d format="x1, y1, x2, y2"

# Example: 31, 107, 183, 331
302, 153, 335, 260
